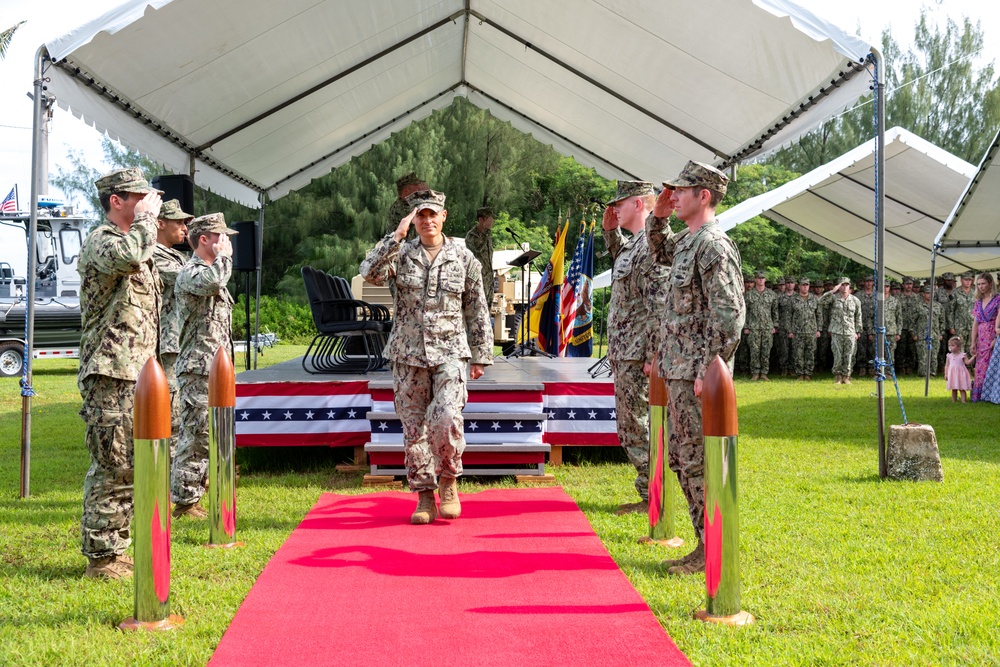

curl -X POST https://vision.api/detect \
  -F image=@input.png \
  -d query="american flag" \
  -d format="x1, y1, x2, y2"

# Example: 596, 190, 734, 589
235, 381, 372, 447
0, 186, 16, 214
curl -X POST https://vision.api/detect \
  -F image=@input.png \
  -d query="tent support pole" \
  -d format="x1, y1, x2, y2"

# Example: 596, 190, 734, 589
22, 47, 49, 499
872, 47, 887, 480
253, 194, 264, 370
924, 250, 938, 396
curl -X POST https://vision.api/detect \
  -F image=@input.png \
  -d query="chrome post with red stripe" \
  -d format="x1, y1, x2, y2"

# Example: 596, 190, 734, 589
695, 356, 754, 626
120, 357, 183, 631
207, 348, 243, 548
642, 355, 683, 547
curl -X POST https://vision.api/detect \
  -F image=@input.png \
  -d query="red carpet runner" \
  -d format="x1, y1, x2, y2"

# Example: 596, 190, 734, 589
208, 487, 690, 666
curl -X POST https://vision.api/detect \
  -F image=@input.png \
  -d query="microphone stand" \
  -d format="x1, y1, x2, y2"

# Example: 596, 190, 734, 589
503, 227, 550, 358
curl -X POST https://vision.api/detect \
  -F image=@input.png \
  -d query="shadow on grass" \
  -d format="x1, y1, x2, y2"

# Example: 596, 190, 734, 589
740, 396, 999, 465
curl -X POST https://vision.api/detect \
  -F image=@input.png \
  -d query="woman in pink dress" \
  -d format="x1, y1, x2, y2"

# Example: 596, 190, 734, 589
969, 273, 1000, 402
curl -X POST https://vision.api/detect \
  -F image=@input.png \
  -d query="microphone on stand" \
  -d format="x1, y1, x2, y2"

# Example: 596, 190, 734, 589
503, 226, 524, 245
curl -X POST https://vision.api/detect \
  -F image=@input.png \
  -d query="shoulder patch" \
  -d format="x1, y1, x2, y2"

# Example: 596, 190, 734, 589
698, 245, 723, 272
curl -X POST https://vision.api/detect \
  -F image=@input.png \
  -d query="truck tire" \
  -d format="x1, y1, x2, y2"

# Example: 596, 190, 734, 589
0, 342, 25, 377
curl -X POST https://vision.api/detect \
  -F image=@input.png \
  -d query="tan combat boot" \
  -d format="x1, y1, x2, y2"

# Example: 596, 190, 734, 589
411, 490, 438, 525
438, 477, 462, 520
663, 540, 704, 572
613, 500, 647, 515
84, 555, 133, 580
842, 375, 852, 385
751, 373, 759, 381
172, 502, 208, 519
834, 374, 842, 384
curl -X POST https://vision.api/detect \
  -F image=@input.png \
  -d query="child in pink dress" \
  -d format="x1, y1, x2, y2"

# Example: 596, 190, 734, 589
945, 336, 972, 403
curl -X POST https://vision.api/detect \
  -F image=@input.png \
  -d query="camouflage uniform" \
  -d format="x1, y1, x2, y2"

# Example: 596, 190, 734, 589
744, 281, 777, 376
949, 283, 976, 355
78, 168, 161, 560
734, 277, 752, 375
360, 190, 493, 492
646, 161, 745, 542
912, 290, 945, 376
777, 280, 796, 374
171, 214, 236, 506
820, 285, 862, 378
815, 282, 833, 372
897, 279, 919, 373
789, 289, 820, 377
604, 181, 669, 501
935, 275, 955, 372
855, 287, 877, 375
883, 289, 902, 369
153, 200, 190, 458
465, 208, 495, 303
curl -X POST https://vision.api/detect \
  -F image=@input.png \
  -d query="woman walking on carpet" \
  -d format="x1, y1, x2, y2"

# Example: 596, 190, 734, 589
968, 273, 1000, 402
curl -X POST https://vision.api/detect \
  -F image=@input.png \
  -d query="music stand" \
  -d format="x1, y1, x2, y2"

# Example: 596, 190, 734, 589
506, 249, 551, 358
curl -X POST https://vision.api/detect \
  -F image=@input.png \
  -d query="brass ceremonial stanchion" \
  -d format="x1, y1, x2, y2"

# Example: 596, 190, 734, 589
694, 356, 754, 626
120, 357, 184, 631
640, 355, 683, 548
205, 347, 243, 548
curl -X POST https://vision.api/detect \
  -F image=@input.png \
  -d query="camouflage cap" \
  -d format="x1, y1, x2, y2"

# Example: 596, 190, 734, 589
941, 272, 955, 280
837, 276, 851, 285
663, 160, 728, 196
395, 172, 426, 192
476, 206, 494, 219
784, 276, 796, 284
158, 199, 194, 221
920, 284, 933, 293
799, 277, 811, 285
95, 167, 163, 198
961, 270, 974, 279
902, 275, 914, 284
890, 280, 901, 288
775, 277, 786, 285
609, 180, 655, 205
754, 270, 766, 279
862, 274, 874, 282
187, 212, 238, 239
405, 189, 447, 213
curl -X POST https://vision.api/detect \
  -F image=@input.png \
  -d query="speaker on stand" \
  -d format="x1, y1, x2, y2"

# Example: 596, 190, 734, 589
231, 221, 259, 371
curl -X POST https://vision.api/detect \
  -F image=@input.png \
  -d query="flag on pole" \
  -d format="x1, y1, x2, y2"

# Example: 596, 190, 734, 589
567, 221, 595, 357
559, 221, 588, 355
523, 221, 568, 353
0, 186, 17, 213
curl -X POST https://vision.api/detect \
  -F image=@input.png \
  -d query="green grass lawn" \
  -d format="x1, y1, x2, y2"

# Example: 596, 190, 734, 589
2, 349, 998, 666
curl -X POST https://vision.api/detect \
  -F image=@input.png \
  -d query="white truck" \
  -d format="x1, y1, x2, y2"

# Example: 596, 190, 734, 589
0, 204, 86, 377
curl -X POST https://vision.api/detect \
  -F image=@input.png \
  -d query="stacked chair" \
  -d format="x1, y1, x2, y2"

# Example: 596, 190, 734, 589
301, 266, 392, 374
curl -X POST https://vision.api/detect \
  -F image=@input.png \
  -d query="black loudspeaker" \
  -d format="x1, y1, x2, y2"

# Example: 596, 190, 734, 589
231, 221, 259, 272
151, 174, 194, 214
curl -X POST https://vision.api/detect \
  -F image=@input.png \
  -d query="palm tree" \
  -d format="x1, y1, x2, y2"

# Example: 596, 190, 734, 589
1, 21, 25, 59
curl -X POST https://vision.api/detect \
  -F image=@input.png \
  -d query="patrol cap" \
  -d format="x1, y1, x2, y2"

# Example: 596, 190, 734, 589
837, 276, 851, 285
920, 284, 932, 293
862, 274, 874, 282
187, 212, 238, 239
902, 275, 914, 284
961, 271, 974, 279
941, 272, 955, 280
158, 199, 194, 221
754, 270, 766, 279
784, 276, 796, 285
799, 277, 811, 285
95, 167, 163, 198
405, 189, 447, 213
775, 277, 786, 285
476, 206, 494, 219
609, 180, 655, 205
395, 172, 425, 191
663, 160, 729, 196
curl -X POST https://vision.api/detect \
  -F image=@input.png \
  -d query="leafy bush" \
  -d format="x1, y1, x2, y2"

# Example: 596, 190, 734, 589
232, 294, 315, 345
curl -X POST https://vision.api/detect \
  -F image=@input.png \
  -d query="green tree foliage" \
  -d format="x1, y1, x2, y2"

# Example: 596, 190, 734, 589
776, 15, 999, 172
0, 22, 23, 59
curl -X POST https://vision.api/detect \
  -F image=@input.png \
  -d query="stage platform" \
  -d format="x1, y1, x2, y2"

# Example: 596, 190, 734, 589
235, 356, 618, 476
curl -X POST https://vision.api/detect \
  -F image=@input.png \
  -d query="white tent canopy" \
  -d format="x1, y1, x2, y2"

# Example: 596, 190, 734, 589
43, 0, 876, 208
934, 127, 1000, 271
717, 127, 979, 278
